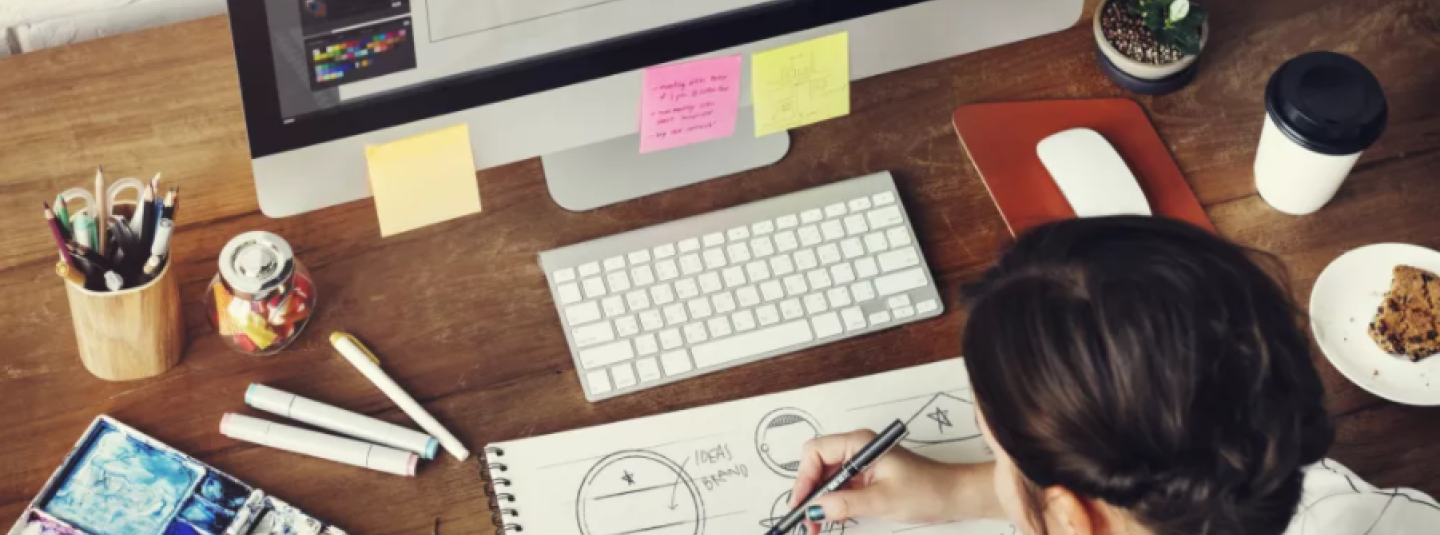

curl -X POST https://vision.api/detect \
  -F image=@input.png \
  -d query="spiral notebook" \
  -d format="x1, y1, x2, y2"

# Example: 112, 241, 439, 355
480, 359, 1014, 534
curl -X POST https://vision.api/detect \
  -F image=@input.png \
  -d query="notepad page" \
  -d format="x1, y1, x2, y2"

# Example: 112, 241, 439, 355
486, 358, 1015, 535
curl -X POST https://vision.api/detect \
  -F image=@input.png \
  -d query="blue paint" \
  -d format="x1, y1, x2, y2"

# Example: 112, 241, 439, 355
179, 496, 237, 533
162, 520, 204, 535
198, 473, 251, 510
42, 423, 204, 535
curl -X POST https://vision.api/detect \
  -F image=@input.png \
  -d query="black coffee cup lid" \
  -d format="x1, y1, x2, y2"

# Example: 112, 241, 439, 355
1266, 51, 1387, 156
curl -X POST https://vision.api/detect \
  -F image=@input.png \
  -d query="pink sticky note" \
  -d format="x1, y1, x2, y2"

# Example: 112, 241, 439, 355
639, 55, 743, 154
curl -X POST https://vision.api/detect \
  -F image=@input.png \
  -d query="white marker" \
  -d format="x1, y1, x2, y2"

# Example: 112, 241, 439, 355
246, 383, 440, 460
221, 413, 417, 476
330, 332, 471, 461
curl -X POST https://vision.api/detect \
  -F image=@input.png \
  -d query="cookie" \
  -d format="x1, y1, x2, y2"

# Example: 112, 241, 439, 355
1367, 265, 1440, 361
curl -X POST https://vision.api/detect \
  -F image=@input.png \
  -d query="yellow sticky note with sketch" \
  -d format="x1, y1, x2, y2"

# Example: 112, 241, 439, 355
751, 32, 851, 137
366, 123, 483, 237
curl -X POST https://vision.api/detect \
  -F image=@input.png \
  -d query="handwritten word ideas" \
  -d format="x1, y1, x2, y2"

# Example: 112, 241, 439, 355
639, 55, 743, 153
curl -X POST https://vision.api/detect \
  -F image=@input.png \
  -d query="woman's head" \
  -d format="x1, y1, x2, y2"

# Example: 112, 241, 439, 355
962, 217, 1333, 535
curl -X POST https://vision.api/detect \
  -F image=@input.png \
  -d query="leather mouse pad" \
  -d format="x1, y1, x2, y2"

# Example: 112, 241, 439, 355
953, 99, 1213, 236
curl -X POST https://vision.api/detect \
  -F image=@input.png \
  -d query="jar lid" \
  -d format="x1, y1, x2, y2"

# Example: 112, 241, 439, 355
219, 231, 295, 298
1265, 51, 1387, 156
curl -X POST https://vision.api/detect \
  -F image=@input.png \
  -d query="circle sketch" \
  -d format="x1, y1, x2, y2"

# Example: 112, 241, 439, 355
576, 450, 704, 535
755, 408, 823, 478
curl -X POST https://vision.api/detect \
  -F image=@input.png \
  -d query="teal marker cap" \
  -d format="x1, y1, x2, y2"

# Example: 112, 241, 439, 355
424, 438, 440, 460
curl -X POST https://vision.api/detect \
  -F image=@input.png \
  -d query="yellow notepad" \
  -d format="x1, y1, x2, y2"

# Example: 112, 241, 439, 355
366, 124, 483, 237
751, 32, 851, 137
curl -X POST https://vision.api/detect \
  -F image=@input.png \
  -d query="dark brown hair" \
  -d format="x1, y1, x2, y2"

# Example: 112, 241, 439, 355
963, 217, 1333, 535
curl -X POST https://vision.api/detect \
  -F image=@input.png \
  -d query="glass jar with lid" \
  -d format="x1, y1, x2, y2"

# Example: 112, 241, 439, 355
203, 231, 317, 355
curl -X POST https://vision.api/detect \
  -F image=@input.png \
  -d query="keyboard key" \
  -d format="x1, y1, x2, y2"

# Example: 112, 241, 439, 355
703, 248, 728, 269
774, 231, 799, 252
703, 232, 725, 247
655, 259, 680, 281
566, 301, 602, 326
727, 226, 751, 241
917, 299, 939, 314
722, 267, 747, 288
661, 350, 693, 375
606, 271, 631, 293
631, 265, 656, 287
679, 238, 701, 253
602, 296, 626, 317
639, 310, 664, 331
827, 287, 852, 308
582, 277, 607, 298
651, 284, 676, 305
848, 197, 873, 211
843, 214, 869, 235
752, 220, 775, 235
712, 292, 737, 314
770, 255, 796, 276
811, 312, 842, 339
745, 261, 771, 282
888, 295, 912, 309
806, 269, 833, 290
604, 256, 626, 272
780, 299, 804, 319
831, 263, 856, 285
586, 369, 612, 394
684, 322, 709, 343
732, 310, 757, 332
628, 250, 652, 265
794, 249, 819, 270
894, 305, 916, 319
879, 247, 920, 273
750, 237, 776, 258
611, 364, 637, 389
817, 243, 842, 265
636, 357, 662, 382
680, 254, 705, 275
804, 294, 828, 314
840, 238, 865, 259
572, 322, 615, 348
854, 257, 880, 279
824, 203, 848, 218
872, 191, 896, 206
821, 220, 845, 241
698, 272, 723, 294
663, 304, 688, 325
756, 304, 781, 325
654, 243, 677, 258
553, 268, 576, 283
579, 262, 601, 277
863, 232, 890, 254
736, 286, 761, 307
687, 298, 713, 319
887, 227, 913, 247
782, 275, 809, 296
615, 315, 640, 337
760, 280, 785, 302
798, 226, 823, 247
707, 317, 732, 338
875, 268, 928, 296
866, 205, 904, 229
579, 340, 633, 369
841, 307, 867, 331
659, 329, 684, 349
869, 310, 892, 325
777, 214, 800, 229
801, 209, 823, 223
691, 320, 814, 368
675, 278, 699, 299
851, 281, 877, 302
557, 283, 583, 304
727, 242, 752, 263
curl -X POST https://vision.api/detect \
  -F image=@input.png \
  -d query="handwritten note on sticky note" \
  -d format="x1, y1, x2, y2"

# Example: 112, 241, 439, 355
366, 123, 483, 237
751, 32, 851, 137
639, 55, 743, 153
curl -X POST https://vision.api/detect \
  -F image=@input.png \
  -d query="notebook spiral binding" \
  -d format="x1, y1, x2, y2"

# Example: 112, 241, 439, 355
481, 446, 522, 533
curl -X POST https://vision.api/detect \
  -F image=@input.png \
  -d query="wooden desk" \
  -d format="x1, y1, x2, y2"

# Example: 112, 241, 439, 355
1, 0, 1437, 532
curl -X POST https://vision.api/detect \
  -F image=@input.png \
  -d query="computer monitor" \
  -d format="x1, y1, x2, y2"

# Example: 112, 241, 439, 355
226, 0, 1081, 217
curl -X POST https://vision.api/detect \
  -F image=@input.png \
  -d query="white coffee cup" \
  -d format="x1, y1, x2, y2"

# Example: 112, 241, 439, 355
1254, 52, 1387, 216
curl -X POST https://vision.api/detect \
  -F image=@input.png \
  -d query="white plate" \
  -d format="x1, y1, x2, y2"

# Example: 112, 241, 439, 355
1310, 243, 1440, 406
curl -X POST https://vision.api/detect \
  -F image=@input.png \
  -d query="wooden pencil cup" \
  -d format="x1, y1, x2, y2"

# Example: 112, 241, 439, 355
63, 261, 184, 381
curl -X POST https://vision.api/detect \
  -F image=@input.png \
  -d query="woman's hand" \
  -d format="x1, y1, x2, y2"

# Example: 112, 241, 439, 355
790, 430, 1002, 533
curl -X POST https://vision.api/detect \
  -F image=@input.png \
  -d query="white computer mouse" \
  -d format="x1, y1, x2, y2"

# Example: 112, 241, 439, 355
1036, 128, 1152, 217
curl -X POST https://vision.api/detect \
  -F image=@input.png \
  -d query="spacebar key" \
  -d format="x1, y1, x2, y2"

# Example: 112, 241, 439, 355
691, 320, 814, 368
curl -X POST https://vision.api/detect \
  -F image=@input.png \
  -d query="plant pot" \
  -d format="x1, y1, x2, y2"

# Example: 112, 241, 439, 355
1094, 0, 1209, 81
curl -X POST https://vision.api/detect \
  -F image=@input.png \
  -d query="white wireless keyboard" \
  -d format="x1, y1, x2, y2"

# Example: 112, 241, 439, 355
539, 172, 944, 401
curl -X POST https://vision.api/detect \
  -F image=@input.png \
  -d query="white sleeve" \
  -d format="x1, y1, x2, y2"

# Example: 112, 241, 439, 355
1285, 459, 1440, 535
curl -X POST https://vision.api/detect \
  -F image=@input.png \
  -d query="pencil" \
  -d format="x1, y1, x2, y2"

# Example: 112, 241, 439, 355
95, 166, 107, 259
53, 195, 71, 237
44, 204, 75, 270
170, 185, 180, 224
139, 186, 156, 256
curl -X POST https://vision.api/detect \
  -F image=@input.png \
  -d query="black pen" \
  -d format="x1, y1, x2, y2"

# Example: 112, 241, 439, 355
765, 420, 909, 535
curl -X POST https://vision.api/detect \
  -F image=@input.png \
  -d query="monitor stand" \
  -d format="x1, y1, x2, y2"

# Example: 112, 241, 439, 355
542, 110, 789, 212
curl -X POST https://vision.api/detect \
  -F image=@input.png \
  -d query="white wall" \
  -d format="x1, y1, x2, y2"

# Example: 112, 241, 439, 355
0, 0, 226, 56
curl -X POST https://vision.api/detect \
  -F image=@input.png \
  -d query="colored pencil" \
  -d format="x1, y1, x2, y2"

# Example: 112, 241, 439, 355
44, 204, 75, 270
95, 166, 107, 259
53, 194, 71, 237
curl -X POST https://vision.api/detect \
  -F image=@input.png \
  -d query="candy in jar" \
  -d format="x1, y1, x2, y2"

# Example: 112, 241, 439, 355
204, 231, 317, 356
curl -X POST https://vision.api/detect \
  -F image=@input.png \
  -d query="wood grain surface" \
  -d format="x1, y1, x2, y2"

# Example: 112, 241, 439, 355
2, 0, 1438, 533
64, 262, 183, 381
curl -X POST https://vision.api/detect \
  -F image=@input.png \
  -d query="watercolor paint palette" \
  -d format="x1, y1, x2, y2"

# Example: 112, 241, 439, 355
8, 416, 347, 535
